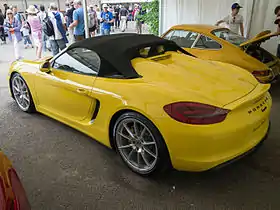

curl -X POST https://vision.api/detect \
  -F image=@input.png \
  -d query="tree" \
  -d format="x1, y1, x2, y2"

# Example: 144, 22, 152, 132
141, 0, 159, 35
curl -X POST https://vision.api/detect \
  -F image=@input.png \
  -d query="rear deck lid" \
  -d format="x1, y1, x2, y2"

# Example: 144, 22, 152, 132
240, 30, 280, 48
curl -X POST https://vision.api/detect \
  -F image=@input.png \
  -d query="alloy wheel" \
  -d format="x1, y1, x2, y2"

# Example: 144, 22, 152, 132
12, 75, 31, 111
115, 118, 158, 174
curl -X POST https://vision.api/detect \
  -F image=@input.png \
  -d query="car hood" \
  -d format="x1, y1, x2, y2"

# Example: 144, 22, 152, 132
240, 30, 280, 48
132, 53, 258, 107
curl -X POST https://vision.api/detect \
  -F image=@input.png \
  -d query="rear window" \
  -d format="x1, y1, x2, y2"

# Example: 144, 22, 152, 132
194, 35, 222, 49
212, 29, 248, 46
139, 45, 166, 58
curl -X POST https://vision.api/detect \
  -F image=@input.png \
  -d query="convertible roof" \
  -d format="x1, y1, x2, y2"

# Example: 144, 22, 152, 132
68, 34, 192, 78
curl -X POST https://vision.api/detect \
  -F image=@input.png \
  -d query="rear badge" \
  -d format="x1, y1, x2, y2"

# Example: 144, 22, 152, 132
248, 96, 269, 114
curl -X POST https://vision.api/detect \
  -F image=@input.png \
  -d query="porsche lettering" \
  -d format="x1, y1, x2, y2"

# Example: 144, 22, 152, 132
248, 96, 269, 114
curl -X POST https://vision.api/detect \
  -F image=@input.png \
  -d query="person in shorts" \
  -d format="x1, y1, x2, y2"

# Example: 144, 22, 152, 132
88, 5, 98, 37
21, 21, 33, 49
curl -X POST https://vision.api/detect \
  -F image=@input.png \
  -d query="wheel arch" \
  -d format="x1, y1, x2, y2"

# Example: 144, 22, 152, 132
9, 71, 20, 99
109, 109, 137, 150
108, 108, 164, 150
108, 108, 173, 172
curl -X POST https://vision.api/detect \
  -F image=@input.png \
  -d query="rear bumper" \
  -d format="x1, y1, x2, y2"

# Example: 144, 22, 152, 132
210, 121, 270, 171
165, 118, 270, 172
155, 90, 272, 172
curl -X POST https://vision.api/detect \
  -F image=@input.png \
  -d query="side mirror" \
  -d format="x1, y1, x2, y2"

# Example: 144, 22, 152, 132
40, 61, 51, 73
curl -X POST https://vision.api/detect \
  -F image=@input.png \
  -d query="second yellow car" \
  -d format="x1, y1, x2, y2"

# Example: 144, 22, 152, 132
162, 24, 280, 83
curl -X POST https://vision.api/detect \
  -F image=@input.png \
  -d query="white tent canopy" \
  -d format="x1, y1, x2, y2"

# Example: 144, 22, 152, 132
160, 0, 280, 54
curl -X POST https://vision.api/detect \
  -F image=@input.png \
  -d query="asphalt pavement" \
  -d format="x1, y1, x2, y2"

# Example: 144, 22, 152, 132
1, 38, 280, 210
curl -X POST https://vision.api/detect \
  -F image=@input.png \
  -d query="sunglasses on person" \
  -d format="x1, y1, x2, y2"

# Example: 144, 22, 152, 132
7, 13, 13, 15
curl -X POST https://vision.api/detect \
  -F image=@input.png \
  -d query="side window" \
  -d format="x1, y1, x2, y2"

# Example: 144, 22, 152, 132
52, 48, 101, 76
163, 30, 175, 40
194, 35, 222, 49
167, 30, 199, 48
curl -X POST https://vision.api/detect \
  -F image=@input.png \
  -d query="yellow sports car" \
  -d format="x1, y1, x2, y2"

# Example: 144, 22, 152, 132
8, 34, 271, 176
0, 151, 30, 210
162, 24, 280, 83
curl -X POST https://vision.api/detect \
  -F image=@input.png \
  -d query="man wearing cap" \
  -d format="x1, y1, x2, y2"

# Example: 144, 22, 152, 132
100, 4, 114, 35
216, 3, 244, 37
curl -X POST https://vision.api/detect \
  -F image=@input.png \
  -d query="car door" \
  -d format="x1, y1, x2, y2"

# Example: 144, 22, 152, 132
35, 47, 100, 122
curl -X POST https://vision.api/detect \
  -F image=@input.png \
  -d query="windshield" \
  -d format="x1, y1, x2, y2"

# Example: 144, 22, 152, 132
212, 29, 248, 46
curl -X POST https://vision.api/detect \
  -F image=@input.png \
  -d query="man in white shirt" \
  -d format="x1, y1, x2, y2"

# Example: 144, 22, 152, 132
48, 3, 67, 56
216, 3, 244, 37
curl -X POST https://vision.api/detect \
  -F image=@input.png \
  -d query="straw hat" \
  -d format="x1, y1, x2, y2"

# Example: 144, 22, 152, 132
26, 5, 38, 14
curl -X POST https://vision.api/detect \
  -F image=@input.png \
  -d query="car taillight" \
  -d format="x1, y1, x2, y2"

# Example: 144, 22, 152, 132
163, 102, 229, 125
252, 70, 270, 77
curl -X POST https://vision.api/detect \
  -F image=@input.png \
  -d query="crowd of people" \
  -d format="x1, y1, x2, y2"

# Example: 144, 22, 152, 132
6, 2, 280, 61
0, 1, 145, 60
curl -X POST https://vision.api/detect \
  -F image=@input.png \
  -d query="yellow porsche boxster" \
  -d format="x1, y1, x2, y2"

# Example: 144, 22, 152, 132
0, 151, 30, 209
8, 34, 271, 176
162, 24, 280, 83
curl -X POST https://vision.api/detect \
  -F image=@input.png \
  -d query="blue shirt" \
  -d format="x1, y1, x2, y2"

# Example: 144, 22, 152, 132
73, 7, 85, 35
15, 13, 22, 22
101, 11, 113, 30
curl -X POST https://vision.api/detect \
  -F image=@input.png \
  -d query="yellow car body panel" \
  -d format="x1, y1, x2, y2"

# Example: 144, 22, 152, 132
8, 49, 271, 172
162, 24, 280, 83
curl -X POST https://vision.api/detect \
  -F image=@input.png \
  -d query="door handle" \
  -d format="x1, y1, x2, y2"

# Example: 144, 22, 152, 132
76, 88, 88, 95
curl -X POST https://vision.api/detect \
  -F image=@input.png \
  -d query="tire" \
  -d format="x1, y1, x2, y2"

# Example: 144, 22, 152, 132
113, 112, 171, 176
11, 73, 36, 113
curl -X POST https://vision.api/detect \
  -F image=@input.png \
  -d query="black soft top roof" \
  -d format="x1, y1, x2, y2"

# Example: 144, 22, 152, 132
68, 34, 193, 78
